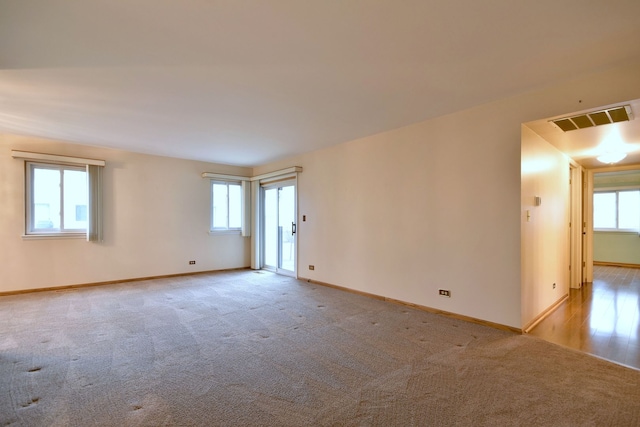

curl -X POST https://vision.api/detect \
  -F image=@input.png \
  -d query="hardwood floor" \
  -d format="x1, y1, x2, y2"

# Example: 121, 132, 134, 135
529, 265, 640, 370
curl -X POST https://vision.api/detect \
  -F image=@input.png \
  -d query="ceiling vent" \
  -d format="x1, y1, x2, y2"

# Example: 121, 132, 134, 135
550, 105, 633, 132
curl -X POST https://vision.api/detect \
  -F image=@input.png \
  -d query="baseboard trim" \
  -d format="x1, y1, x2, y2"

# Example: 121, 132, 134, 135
0, 267, 251, 297
299, 277, 522, 334
522, 294, 569, 333
594, 261, 640, 269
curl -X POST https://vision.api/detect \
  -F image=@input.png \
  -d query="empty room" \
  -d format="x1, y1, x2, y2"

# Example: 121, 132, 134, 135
2, 1, 640, 425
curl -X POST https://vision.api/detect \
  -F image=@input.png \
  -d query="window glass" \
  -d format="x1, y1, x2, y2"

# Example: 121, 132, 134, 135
594, 190, 640, 231
63, 169, 88, 230
212, 183, 229, 229
618, 191, 640, 230
33, 167, 61, 230
29, 163, 88, 233
264, 187, 277, 267
211, 181, 242, 231
593, 192, 616, 229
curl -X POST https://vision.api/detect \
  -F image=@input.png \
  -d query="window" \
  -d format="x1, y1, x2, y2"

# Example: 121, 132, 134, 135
211, 181, 242, 232
26, 162, 88, 234
13, 150, 104, 241
594, 190, 640, 231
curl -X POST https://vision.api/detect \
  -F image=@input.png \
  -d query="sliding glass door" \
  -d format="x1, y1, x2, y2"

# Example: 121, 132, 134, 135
262, 182, 296, 276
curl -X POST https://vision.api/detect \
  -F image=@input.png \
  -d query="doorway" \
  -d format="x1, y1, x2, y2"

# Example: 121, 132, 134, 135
262, 181, 296, 276
590, 168, 640, 267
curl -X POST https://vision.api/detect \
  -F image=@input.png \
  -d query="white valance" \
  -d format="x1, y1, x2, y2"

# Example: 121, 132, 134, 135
11, 150, 106, 166
201, 166, 302, 183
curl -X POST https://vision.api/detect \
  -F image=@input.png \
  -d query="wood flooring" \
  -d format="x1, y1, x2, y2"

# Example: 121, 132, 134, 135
529, 265, 640, 370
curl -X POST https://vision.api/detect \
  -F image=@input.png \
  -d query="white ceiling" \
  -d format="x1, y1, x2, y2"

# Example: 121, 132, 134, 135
2, 1, 640, 167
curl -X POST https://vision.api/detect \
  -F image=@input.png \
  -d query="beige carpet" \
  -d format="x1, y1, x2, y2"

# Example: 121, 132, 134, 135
1, 270, 639, 426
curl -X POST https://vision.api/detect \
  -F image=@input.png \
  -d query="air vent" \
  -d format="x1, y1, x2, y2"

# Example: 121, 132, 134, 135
550, 105, 633, 132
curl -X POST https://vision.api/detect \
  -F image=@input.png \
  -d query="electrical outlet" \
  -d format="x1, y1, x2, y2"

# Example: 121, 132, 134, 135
553, 283, 556, 289
439, 289, 451, 297
309, 265, 315, 270
189, 260, 196, 265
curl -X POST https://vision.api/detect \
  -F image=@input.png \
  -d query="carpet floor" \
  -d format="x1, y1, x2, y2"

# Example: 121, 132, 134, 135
1, 270, 639, 426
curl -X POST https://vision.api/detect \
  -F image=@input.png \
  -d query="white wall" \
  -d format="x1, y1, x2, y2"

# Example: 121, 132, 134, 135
0, 134, 251, 292
256, 105, 525, 328
521, 126, 570, 328
255, 57, 640, 329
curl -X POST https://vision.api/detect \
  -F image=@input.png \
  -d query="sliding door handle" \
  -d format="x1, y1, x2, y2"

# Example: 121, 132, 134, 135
292, 222, 296, 235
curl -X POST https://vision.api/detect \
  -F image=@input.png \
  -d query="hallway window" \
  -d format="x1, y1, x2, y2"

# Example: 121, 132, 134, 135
594, 190, 640, 231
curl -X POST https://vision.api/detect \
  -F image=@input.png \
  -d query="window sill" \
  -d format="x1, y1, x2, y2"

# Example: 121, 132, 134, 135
22, 233, 86, 240
208, 230, 242, 236
594, 229, 640, 235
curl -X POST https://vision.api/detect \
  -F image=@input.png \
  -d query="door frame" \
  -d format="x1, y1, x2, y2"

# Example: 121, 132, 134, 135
260, 178, 297, 277
569, 164, 584, 288
584, 164, 640, 281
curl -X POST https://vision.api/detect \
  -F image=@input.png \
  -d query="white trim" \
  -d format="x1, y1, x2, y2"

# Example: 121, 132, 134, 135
201, 172, 250, 181
200, 167, 302, 183
250, 180, 261, 269
253, 167, 301, 275
260, 177, 296, 189
260, 180, 298, 278
241, 181, 251, 237
22, 233, 86, 240
20, 157, 104, 242
258, 173, 298, 185
594, 185, 640, 192
251, 167, 302, 182
208, 230, 242, 236
12, 150, 105, 166
25, 162, 89, 236
210, 180, 243, 232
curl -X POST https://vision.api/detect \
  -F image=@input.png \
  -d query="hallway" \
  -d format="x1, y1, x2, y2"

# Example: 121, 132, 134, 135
529, 265, 640, 370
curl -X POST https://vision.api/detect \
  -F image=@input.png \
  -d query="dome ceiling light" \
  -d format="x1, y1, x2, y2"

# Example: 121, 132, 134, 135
596, 152, 627, 164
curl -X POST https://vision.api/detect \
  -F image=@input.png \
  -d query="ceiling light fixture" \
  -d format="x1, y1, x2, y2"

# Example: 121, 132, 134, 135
597, 152, 627, 164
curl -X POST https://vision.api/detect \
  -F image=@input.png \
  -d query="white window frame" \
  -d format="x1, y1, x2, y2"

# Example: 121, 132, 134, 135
593, 189, 640, 232
12, 150, 105, 242
25, 161, 88, 237
210, 180, 243, 234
